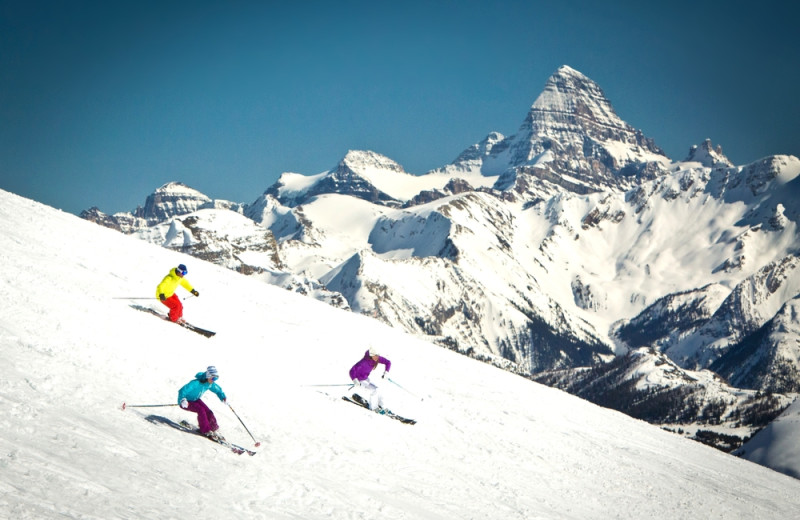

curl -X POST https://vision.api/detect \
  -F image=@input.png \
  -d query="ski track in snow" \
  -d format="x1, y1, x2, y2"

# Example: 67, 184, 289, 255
1, 187, 800, 519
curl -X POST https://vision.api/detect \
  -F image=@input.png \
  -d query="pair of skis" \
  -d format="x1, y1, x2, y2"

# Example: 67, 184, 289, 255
130, 305, 216, 337
143, 414, 256, 456
342, 395, 417, 425
178, 420, 256, 456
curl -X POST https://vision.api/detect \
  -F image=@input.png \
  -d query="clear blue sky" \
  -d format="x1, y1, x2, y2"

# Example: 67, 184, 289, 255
2, 0, 798, 215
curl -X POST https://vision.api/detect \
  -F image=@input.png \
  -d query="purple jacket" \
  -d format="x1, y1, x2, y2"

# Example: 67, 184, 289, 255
349, 350, 391, 381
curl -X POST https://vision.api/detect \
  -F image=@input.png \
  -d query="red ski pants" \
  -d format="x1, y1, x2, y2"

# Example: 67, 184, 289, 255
160, 293, 183, 322
185, 399, 219, 434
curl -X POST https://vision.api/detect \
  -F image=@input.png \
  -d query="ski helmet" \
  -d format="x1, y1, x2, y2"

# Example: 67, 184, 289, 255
206, 366, 219, 381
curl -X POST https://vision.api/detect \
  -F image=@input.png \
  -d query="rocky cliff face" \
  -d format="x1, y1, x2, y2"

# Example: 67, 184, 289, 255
79, 206, 147, 233
711, 296, 800, 394
134, 182, 214, 224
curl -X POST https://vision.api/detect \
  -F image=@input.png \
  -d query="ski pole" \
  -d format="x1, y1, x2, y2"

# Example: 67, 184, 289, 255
121, 402, 178, 410
227, 403, 261, 447
301, 383, 354, 387
386, 377, 424, 401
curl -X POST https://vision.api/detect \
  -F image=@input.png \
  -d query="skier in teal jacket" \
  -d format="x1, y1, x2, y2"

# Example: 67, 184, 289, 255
178, 366, 227, 439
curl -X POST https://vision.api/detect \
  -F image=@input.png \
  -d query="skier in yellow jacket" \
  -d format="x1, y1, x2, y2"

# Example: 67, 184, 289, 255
156, 264, 199, 323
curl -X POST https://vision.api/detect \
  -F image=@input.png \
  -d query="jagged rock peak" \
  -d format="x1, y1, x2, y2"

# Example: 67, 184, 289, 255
338, 150, 407, 174
523, 65, 658, 152
452, 132, 506, 164
684, 139, 734, 168
530, 66, 621, 127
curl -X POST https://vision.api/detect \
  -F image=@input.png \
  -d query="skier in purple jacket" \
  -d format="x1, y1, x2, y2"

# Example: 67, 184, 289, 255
349, 346, 391, 412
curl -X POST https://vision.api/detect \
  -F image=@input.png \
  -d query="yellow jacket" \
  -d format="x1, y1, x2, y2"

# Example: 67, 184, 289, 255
156, 268, 195, 299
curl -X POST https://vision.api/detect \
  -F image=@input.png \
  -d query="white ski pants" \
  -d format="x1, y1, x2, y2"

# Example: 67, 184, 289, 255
354, 379, 384, 410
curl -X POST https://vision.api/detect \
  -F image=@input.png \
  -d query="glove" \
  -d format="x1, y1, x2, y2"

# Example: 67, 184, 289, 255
352, 379, 360, 387
191, 289, 199, 297
222, 398, 228, 405
159, 293, 166, 302
382, 372, 388, 379
180, 398, 188, 409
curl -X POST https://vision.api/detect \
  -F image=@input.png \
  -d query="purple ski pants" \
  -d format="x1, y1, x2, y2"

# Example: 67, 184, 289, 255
185, 399, 218, 434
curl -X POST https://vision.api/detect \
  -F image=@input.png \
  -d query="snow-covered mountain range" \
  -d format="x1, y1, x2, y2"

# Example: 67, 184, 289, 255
81, 65, 800, 452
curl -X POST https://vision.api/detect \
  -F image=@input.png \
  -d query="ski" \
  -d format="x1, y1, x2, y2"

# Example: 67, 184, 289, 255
177, 321, 216, 338
341, 395, 416, 425
130, 305, 216, 337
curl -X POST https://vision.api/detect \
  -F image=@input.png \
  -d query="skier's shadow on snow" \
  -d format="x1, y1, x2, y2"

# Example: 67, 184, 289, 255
144, 414, 186, 431
129, 304, 163, 317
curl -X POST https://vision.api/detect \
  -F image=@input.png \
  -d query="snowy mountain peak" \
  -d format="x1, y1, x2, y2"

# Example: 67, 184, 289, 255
135, 182, 213, 224
266, 150, 410, 207
684, 139, 734, 168
529, 65, 621, 128
450, 132, 507, 165
151, 181, 209, 198
519, 65, 666, 160
553, 63, 583, 77
472, 65, 673, 196
339, 150, 407, 174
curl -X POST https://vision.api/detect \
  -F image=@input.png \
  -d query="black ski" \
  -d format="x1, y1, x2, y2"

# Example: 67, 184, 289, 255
178, 321, 216, 338
130, 305, 216, 337
342, 395, 416, 425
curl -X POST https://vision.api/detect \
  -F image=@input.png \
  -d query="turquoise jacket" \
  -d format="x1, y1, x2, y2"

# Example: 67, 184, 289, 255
178, 372, 227, 403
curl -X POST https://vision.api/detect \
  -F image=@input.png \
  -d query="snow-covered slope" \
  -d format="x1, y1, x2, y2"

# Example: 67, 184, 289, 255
4, 188, 800, 518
